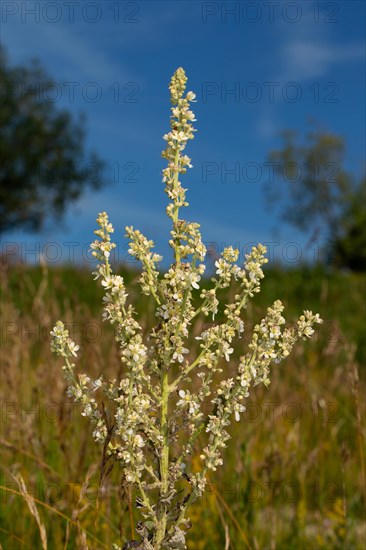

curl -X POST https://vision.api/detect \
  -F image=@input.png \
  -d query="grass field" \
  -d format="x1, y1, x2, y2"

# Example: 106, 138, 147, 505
1, 261, 365, 549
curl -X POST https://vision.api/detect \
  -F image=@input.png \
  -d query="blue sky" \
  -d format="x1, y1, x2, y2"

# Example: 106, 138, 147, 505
1, 0, 365, 268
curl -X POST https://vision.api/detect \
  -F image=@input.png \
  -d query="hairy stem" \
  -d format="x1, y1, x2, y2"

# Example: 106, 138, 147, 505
154, 367, 170, 547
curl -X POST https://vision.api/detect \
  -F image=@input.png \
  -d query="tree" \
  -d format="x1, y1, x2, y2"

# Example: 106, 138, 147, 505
265, 126, 366, 271
332, 177, 366, 271
0, 46, 105, 233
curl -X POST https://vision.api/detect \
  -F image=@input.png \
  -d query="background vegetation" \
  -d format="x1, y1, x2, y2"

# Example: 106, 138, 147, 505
0, 46, 105, 234
1, 261, 365, 549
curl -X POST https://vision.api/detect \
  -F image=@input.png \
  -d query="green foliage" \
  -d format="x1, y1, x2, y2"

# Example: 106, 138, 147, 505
266, 126, 365, 271
0, 45, 105, 233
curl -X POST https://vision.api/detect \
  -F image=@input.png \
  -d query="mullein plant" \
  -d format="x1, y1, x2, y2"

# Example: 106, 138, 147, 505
51, 68, 322, 549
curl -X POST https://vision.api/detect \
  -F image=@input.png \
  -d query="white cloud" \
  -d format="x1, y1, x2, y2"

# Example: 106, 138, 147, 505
281, 40, 365, 80
2, 15, 136, 85
253, 4, 365, 138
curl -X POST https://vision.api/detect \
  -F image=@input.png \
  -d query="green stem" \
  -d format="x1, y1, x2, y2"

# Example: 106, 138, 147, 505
146, 263, 161, 305
172, 147, 181, 266
136, 476, 155, 518
154, 367, 170, 547
169, 349, 205, 393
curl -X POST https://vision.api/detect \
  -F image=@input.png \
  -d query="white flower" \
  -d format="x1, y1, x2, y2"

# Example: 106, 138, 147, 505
101, 276, 113, 289
177, 389, 200, 415
269, 325, 281, 339
81, 403, 93, 417
134, 435, 145, 448
304, 326, 315, 337
157, 305, 170, 319
222, 342, 233, 362
189, 272, 201, 289
93, 378, 103, 391
173, 348, 189, 363
215, 259, 227, 276
68, 341, 79, 357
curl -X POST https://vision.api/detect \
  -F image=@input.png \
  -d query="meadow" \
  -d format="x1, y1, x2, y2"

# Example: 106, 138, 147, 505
1, 260, 365, 549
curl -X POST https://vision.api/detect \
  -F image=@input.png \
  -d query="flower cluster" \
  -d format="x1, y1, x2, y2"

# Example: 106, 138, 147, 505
50, 322, 107, 443
51, 68, 322, 550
